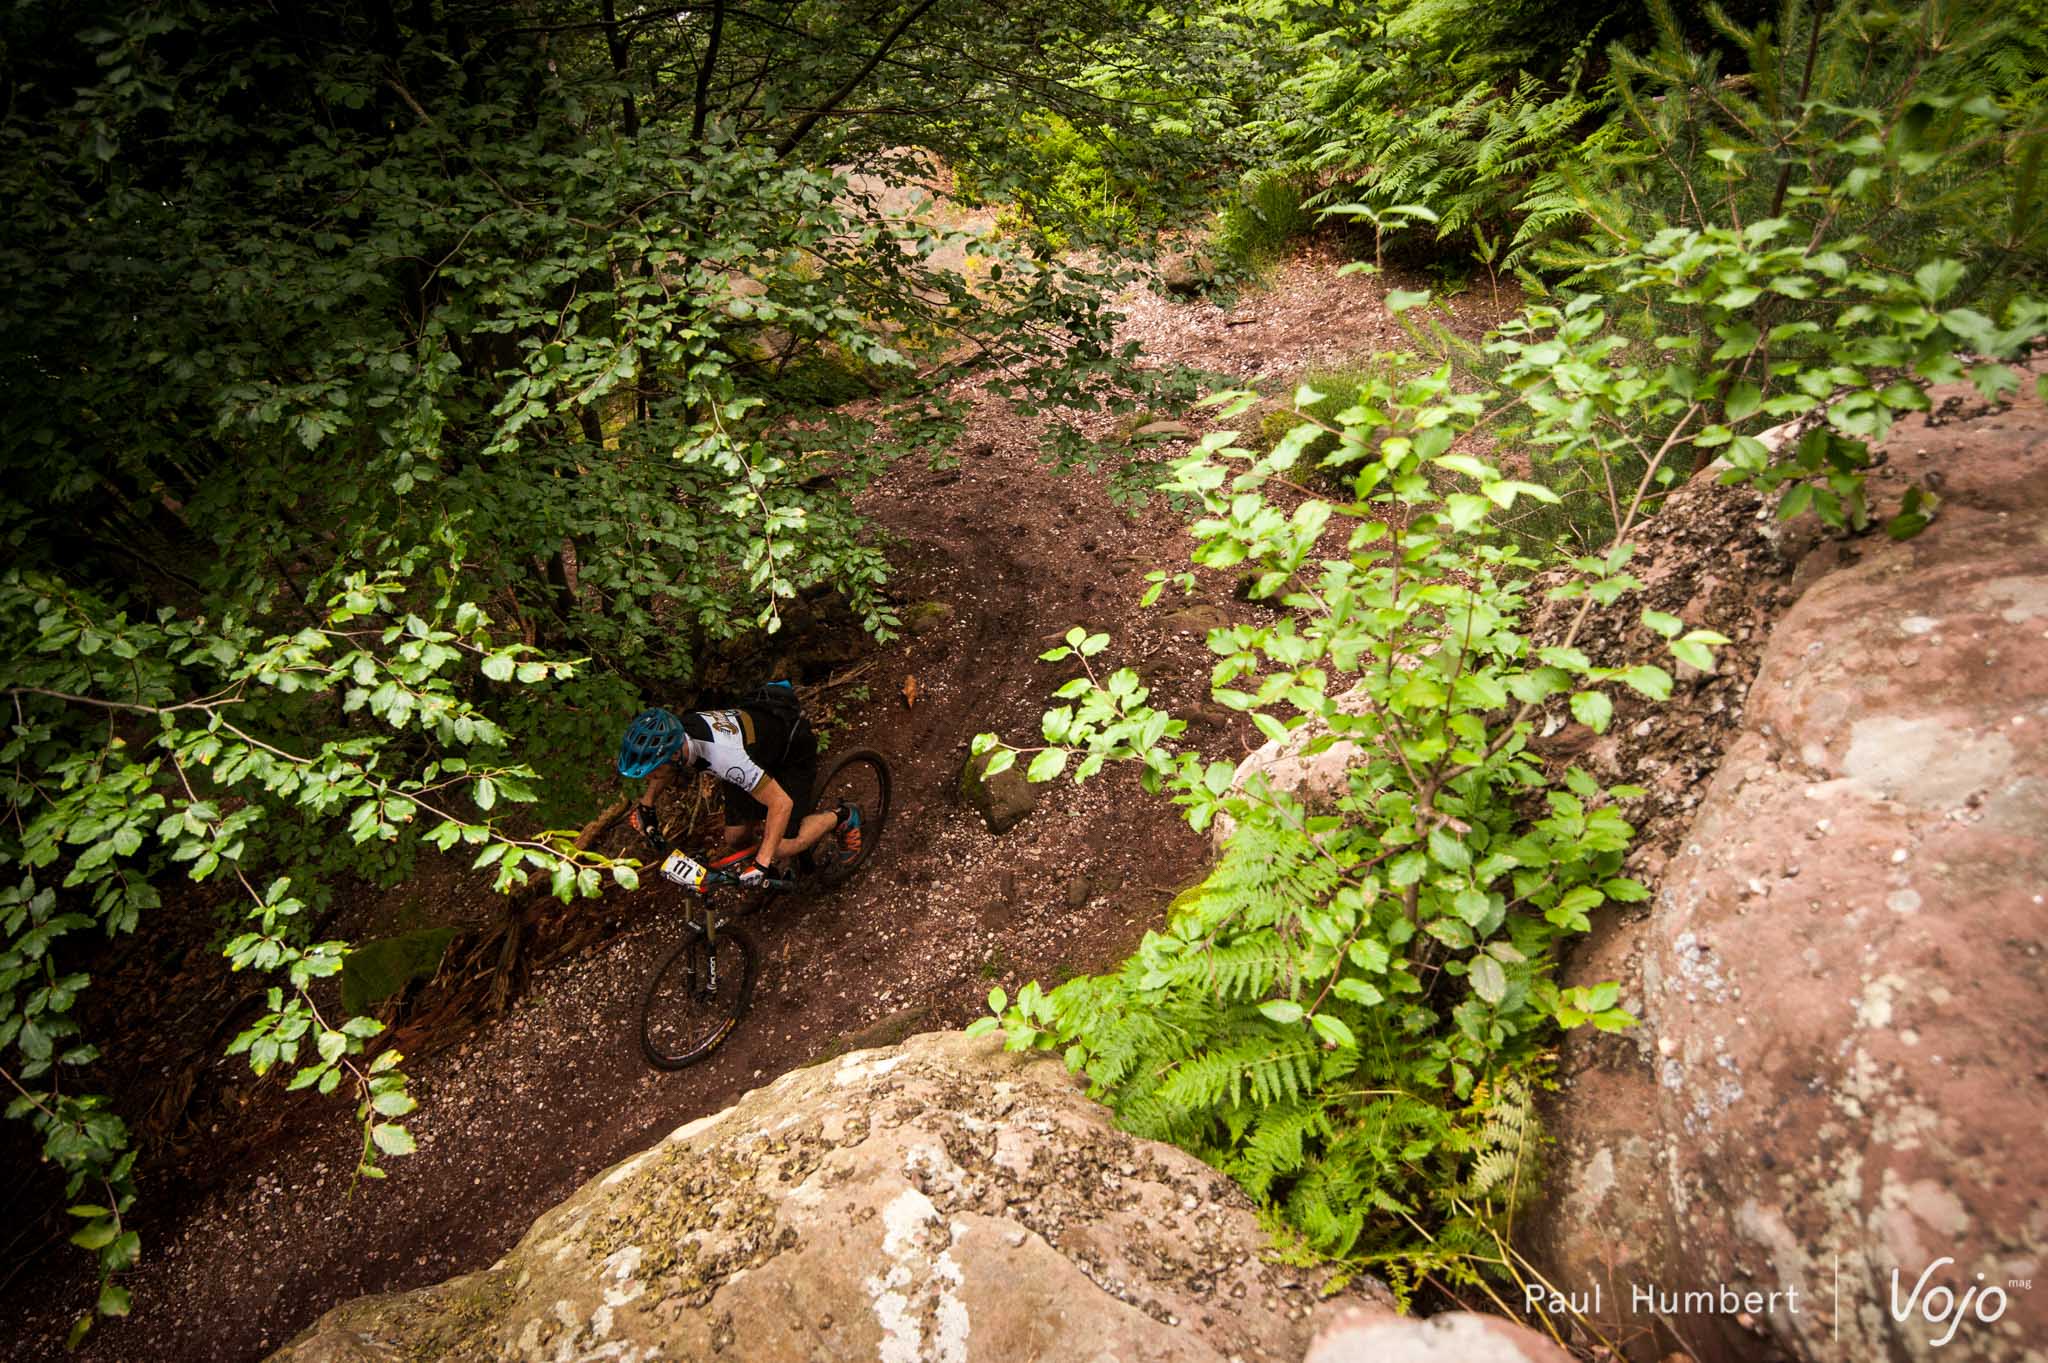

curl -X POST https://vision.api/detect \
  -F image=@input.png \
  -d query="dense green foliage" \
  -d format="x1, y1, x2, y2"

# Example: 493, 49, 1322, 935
1209, 0, 2047, 286
0, 0, 1213, 1338
4, 0, 2044, 1340
971, 0, 2046, 1303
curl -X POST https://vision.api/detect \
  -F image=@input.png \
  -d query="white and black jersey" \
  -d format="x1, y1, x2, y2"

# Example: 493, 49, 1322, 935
677, 703, 820, 828
679, 709, 767, 793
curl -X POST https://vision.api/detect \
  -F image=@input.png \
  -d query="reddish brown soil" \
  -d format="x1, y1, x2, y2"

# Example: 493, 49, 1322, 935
0, 252, 1491, 1362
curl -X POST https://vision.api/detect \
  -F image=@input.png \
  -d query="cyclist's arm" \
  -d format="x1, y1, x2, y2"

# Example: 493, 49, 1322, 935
752, 776, 796, 866
643, 759, 677, 804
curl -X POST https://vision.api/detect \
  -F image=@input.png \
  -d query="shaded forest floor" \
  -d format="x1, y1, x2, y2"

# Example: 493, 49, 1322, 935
0, 247, 1515, 1363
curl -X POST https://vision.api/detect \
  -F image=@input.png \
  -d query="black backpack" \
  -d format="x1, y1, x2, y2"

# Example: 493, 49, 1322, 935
741, 679, 804, 763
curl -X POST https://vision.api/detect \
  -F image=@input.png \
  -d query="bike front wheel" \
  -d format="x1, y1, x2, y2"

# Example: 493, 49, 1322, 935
639, 920, 756, 1069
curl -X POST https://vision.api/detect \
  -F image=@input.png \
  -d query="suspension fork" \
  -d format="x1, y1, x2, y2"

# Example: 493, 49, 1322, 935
697, 901, 721, 993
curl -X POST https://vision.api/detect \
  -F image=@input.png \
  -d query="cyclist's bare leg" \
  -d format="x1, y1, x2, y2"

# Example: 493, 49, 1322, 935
777, 811, 840, 858
717, 813, 834, 864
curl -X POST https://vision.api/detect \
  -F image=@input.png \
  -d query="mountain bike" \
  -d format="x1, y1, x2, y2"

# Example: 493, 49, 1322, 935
636, 748, 891, 1069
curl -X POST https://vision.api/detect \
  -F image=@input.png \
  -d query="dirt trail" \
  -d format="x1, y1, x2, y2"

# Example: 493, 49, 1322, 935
0, 248, 1480, 1362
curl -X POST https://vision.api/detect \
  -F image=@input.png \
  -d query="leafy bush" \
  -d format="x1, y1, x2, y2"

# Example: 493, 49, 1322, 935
1308, 75, 1601, 248
1526, 0, 2048, 292
1254, 364, 1403, 465
0, 0, 1224, 1336
1214, 173, 1318, 268
972, 200, 2043, 1295
987, 114, 1153, 250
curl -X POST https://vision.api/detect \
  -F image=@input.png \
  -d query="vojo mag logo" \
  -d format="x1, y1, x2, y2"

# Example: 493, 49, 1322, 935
1890, 1257, 2021, 1348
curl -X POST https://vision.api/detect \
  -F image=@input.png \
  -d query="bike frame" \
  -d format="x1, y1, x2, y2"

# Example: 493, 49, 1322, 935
659, 850, 795, 951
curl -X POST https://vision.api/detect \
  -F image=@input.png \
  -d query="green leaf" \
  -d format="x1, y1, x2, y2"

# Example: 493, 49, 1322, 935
1027, 748, 1069, 782
370, 1090, 418, 1118
1669, 638, 1717, 671
1913, 259, 1965, 304
1505, 668, 1567, 704
1617, 665, 1672, 701
1724, 380, 1762, 422
1442, 494, 1491, 533
1640, 610, 1682, 638
1389, 851, 1428, 888
1310, 1013, 1356, 1049
1333, 977, 1384, 1006
1259, 999, 1304, 1024
988, 987, 1008, 1014
70, 1220, 119, 1251
1347, 939, 1390, 973
1469, 957, 1507, 1005
371, 1124, 417, 1156
981, 749, 1016, 778
1385, 289, 1431, 314
480, 653, 515, 682
1427, 827, 1471, 871
97, 1283, 131, 1318
1570, 691, 1612, 733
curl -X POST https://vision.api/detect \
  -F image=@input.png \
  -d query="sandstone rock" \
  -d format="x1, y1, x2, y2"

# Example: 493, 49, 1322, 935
1160, 253, 1213, 297
1525, 379, 2048, 1363
1518, 915, 1686, 1354
1063, 871, 1094, 908
1209, 688, 1370, 852
959, 749, 1037, 834
1131, 419, 1194, 440
1165, 603, 1233, 636
1305, 1303, 1575, 1363
269, 1031, 1384, 1363
900, 600, 955, 636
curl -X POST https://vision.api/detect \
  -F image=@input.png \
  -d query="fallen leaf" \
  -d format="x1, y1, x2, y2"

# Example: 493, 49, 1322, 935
902, 675, 919, 708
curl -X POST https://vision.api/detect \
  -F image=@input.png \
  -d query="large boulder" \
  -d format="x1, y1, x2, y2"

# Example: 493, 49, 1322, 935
1525, 383, 2048, 1363
1305, 1303, 1575, 1363
1210, 690, 1368, 852
959, 749, 1038, 834
270, 1030, 1384, 1363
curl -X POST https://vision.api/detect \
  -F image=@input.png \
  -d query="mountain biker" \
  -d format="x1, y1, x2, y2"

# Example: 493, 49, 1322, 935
615, 688, 859, 886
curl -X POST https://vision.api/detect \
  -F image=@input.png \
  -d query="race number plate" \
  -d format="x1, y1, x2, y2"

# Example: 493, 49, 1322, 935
660, 851, 708, 889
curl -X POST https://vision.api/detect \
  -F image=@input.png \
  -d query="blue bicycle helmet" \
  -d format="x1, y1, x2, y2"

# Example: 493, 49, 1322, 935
618, 707, 687, 778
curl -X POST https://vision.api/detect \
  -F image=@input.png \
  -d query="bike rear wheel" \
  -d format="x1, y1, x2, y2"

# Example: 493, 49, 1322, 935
639, 919, 756, 1069
809, 748, 891, 888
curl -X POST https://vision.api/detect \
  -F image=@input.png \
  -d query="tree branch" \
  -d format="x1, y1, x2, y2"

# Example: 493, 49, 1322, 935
772, 0, 940, 159
599, 0, 641, 138
691, 0, 725, 141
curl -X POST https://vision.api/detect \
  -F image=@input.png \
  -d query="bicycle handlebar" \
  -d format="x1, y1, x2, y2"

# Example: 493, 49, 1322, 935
699, 867, 799, 893
657, 856, 798, 894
